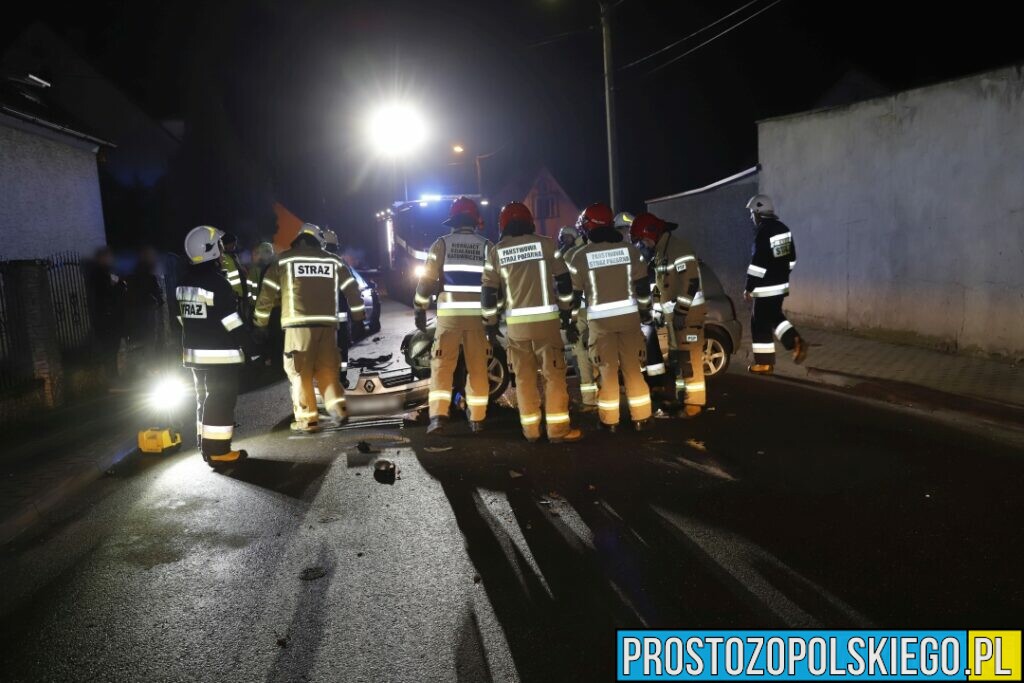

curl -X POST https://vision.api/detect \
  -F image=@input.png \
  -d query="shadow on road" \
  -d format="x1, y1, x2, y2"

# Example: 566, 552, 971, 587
224, 458, 331, 501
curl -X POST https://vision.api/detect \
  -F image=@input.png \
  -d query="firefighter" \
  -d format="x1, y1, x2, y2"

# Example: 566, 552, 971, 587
220, 232, 253, 316
178, 226, 251, 467
322, 228, 353, 377
413, 197, 493, 434
613, 211, 635, 242
253, 223, 365, 432
557, 224, 597, 411
569, 203, 653, 432
481, 202, 582, 443
631, 212, 706, 418
744, 194, 807, 373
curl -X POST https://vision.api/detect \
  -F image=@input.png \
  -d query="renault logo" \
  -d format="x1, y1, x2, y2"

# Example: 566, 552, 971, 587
363, 379, 376, 393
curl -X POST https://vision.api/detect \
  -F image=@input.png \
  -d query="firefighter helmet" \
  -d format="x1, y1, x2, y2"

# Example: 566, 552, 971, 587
498, 201, 534, 233
443, 196, 482, 228
614, 211, 635, 230
557, 225, 584, 252
184, 225, 225, 264
297, 222, 325, 246
629, 212, 675, 245
746, 194, 776, 217
575, 202, 614, 232
323, 228, 339, 253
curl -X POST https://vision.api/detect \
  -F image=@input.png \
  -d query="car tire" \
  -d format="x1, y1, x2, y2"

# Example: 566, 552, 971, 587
488, 345, 511, 403
703, 326, 732, 378
366, 291, 382, 335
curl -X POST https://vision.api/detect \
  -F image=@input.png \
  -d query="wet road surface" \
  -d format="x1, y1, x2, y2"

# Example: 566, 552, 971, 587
1, 300, 1021, 682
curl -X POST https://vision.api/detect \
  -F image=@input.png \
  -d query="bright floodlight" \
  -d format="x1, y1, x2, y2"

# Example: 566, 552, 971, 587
367, 103, 428, 157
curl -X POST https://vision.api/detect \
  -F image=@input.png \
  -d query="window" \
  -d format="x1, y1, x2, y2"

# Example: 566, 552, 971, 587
535, 194, 558, 219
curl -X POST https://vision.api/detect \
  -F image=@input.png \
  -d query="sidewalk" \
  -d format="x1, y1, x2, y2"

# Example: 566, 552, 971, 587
0, 393, 140, 547
736, 326, 1024, 422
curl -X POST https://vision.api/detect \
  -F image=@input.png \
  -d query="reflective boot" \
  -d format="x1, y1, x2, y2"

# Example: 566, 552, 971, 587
632, 419, 650, 432
468, 420, 484, 434
678, 405, 703, 419
208, 449, 248, 468
290, 421, 321, 434
747, 364, 774, 375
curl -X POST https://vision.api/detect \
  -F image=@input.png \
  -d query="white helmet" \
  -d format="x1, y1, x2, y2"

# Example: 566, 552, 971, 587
746, 194, 776, 217
297, 222, 325, 247
184, 225, 225, 264
322, 228, 339, 252
614, 211, 635, 230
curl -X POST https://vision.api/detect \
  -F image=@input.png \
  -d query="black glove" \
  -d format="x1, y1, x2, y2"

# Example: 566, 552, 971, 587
640, 308, 653, 325
485, 324, 501, 346
564, 321, 580, 345
414, 309, 427, 332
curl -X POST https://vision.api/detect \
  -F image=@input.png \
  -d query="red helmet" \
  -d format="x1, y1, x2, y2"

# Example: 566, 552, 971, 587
629, 212, 672, 244
443, 196, 482, 228
575, 202, 614, 232
498, 201, 534, 232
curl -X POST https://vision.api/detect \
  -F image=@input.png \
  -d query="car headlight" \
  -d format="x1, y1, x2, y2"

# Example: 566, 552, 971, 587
147, 377, 190, 410
413, 264, 427, 279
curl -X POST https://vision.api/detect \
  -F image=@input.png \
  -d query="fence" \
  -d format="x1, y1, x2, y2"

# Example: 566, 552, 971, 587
0, 262, 32, 393
46, 251, 93, 353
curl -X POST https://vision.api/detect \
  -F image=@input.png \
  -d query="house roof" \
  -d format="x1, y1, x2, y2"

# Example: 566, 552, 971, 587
0, 77, 114, 147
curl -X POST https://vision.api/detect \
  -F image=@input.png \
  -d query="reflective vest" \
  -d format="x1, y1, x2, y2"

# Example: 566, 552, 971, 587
176, 265, 247, 367
414, 229, 492, 317
744, 217, 796, 298
482, 234, 570, 326
654, 230, 704, 316
253, 244, 364, 328
568, 240, 649, 329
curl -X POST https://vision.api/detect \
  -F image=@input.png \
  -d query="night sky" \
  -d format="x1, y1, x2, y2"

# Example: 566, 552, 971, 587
4, 0, 1023, 250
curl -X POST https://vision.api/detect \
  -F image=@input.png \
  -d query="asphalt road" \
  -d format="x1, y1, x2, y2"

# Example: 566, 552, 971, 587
1, 300, 1022, 682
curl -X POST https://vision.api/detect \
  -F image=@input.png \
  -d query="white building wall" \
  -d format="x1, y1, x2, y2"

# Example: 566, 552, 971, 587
0, 117, 106, 259
758, 66, 1024, 356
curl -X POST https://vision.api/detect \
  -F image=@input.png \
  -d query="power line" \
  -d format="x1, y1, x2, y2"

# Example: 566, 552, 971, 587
643, 0, 785, 77
618, 0, 763, 72
526, 26, 596, 49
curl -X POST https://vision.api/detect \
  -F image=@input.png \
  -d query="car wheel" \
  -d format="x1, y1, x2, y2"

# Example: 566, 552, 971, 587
703, 327, 731, 377
488, 345, 511, 402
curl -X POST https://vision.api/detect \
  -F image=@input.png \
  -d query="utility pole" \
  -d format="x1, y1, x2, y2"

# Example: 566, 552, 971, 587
600, 1, 620, 209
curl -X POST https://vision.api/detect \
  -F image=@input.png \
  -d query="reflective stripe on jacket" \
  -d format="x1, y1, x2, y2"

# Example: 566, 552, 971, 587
253, 245, 365, 328
481, 234, 569, 326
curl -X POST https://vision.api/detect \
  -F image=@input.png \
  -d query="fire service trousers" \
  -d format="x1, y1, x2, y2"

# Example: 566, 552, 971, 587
589, 321, 652, 426
670, 305, 707, 407
506, 321, 570, 441
283, 326, 346, 426
192, 365, 239, 458
751, 294, 798, 365
573, 309, 597, 407
429, 321, 491, 422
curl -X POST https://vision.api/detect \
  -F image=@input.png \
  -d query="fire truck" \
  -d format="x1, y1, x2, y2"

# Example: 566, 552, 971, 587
375, 193, 496, 304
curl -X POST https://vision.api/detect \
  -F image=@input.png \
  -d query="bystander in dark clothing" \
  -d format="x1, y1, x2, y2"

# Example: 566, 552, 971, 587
87, 247, 126, 381
126, 247, 166, 374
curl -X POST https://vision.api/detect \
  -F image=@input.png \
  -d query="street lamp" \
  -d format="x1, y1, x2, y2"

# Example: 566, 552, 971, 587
452, 144, 465, 154
366, 103, 428, 200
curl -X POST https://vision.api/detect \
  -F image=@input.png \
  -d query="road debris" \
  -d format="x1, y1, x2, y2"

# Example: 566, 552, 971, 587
373, 459, 398, 485
685, 439, 707, 452
508, 469, 524, 479
423, 446, 453, 453
356, 441, 378, 454
276, 635, 289, 648
299, 566, 327, 581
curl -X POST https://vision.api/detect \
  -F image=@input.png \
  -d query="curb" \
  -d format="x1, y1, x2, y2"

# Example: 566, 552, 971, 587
0, 438, 135, 548
734, 348, 1024, 428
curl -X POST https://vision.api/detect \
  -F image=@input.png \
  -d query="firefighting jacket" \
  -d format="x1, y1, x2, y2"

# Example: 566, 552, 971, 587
560, 241, 587, 318
176, 262, 249, 367
653, 229, 704, 318
414, 228, 493, 319
745, 217, 796, 298
481, 233, 573, 327
221, 252, 248, 302
568, 235, 651, 330
253, 244, 365, 329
